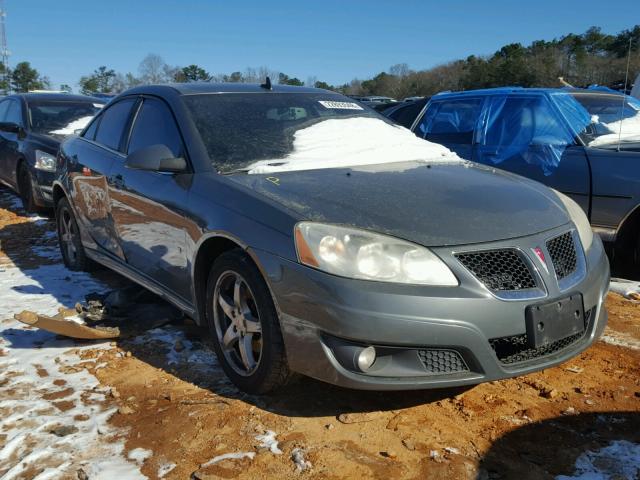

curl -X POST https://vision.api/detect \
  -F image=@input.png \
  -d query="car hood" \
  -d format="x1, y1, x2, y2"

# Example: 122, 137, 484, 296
30, 132, 62, 149
226, 161, 570, 247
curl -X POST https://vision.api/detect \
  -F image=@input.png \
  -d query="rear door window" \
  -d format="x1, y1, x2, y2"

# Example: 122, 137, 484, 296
0, 99, 10, 121
5, 100, 23, 126
418, 98, 483, 145
127, 97, 184, 157
388, 101, 426, 129
94, 98, 137, 152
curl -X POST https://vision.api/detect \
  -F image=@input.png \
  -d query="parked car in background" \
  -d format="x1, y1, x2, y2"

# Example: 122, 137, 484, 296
407, 88, 640, 273
0, 93, 105, 210
349, 95, 397, 108
54, 83, 609, 394
381, 97, 430, 129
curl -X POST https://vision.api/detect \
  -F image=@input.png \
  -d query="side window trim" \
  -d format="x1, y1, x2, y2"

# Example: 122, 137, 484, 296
83, 96, 138, 155
120, 96, 143, 154
125, 95, 192, 172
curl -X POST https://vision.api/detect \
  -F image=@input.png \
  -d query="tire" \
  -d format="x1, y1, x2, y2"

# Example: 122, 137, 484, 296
205, 249, 290, 394
17, 163, 38, 213
56, 197, 93, 272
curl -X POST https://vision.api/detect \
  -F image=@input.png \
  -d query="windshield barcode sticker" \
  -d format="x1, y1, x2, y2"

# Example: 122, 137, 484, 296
318, 100, 363, 110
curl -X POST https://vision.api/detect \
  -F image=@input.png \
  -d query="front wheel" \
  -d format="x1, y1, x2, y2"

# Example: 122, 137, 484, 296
206, 250, 290, 394
17, 164, 38, 213
56, 197, 92, 271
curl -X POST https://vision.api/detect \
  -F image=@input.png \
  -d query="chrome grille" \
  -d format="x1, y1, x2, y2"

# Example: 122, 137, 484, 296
456, 249, 537, 291
547, 232, 578, 280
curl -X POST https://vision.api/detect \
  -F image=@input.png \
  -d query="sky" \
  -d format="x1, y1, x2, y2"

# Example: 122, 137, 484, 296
6, 0, 639, 91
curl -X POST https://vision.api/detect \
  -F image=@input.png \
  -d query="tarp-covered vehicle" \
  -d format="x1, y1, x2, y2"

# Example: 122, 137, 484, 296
408, 88, 640, 272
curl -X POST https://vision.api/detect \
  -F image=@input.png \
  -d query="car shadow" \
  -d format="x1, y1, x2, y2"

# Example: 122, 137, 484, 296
477, 411, 640, 479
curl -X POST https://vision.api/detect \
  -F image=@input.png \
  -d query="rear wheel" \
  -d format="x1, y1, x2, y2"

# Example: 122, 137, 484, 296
17, 163, 38, 213
56, 197, 92, 271
206, 249, 290, 394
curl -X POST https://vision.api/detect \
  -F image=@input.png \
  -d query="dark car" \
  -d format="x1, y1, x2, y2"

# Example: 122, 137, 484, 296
404, 88, 640, 273
0, 93, 105, 211
381, 97, 429, 128
54, 83, 609, 394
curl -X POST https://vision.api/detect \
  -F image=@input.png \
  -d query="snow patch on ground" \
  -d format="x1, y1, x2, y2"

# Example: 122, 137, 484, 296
157, 461, 177, 478
609, 278, 640, 299
0, 231, 145, 477
291, 448, 312, 472
201, 452, 256, 467
128, 447, 153, 465
600, 331, 640, 350
256, 430, 282, 454
556, 440, 640, 479
246, 117, 463, 174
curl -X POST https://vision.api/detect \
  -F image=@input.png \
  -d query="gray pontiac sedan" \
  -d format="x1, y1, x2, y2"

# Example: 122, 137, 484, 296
54, 83, 610, 393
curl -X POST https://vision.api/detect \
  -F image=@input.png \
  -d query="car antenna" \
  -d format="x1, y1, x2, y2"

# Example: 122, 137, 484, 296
260, 76, 272, 90
617, 38, 633, 152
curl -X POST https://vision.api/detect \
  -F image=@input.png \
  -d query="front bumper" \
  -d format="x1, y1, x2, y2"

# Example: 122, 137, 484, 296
252, 224, 610, 390
32, 169, 56, 207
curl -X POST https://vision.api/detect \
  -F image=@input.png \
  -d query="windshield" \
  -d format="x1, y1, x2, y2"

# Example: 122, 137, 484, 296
562, 92, 640, 149
184, 92, 458, 174
28, 100, 104, 136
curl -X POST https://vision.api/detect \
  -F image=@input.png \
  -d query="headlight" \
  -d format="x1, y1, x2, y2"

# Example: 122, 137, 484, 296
294, 222, 458, 286
34, 150, 57, 171
554, 191, 593, 251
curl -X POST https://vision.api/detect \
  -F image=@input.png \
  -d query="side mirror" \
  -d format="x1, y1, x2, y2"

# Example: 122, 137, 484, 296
125, 144, 187, 173
0, 122, 24, 135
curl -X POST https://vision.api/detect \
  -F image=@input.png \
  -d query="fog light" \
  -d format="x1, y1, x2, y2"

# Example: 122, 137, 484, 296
357, 346, 376, 371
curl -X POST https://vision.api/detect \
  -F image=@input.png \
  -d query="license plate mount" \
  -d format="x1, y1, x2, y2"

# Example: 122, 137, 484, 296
525, 294, 584, 349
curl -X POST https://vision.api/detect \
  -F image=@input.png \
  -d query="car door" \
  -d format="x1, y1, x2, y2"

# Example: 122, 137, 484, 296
0, 99, 26, 188
473, 94, 591, 214
71, 97, 138, 258
414, 97, 484, 160
0, 98, 13, 184
108, 96, 193, 301
586, 147, 640, 230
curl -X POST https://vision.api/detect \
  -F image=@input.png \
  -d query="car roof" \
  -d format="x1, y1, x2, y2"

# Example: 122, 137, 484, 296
11, 93, 106, 103
122, 82, 332, 97
431, 86, 621, 99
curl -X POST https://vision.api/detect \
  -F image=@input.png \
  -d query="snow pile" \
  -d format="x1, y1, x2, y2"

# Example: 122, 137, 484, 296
556, 440, 640, 479
246, 117, 463, 174
49, 115, 95, 136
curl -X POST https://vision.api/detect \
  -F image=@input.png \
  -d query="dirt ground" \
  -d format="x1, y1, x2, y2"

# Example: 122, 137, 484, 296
0, 187, 638, 480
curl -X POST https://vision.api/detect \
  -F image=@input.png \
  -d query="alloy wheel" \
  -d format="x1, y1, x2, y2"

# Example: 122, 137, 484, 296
213, 271, 263, 376
59, 207, 78, 265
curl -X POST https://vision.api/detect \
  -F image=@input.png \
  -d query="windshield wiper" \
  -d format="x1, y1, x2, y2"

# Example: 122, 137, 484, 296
219, 168, 252, 175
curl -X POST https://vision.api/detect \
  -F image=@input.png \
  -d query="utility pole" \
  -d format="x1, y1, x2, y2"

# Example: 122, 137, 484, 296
0, 0, 9, 94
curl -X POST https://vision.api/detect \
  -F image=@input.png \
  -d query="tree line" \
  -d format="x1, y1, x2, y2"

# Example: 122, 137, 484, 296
2, 25, 638, 97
